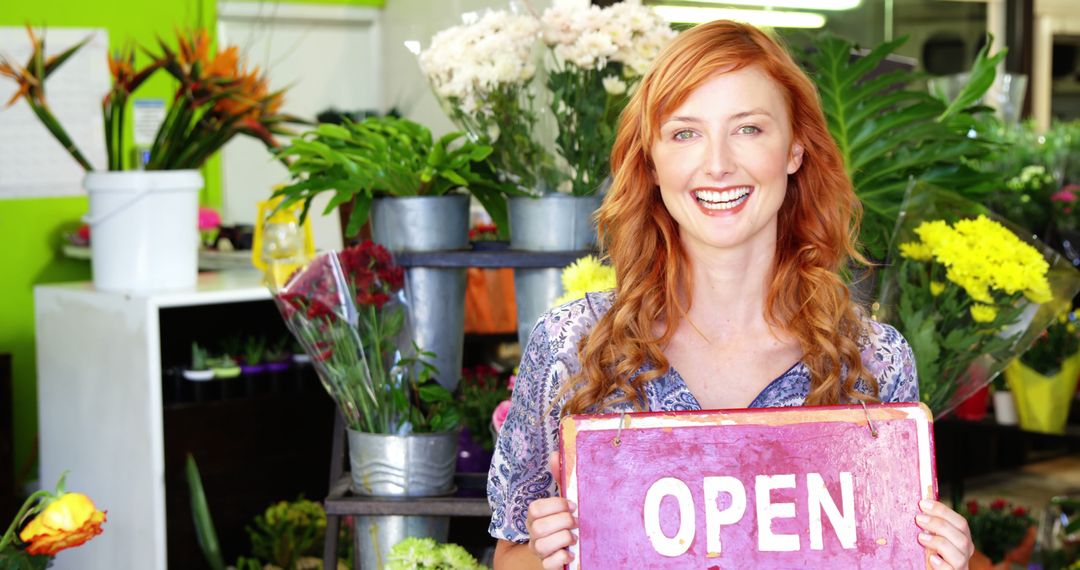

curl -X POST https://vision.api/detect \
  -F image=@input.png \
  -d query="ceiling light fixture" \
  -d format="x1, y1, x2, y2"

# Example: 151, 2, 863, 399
652, 6, 828, 28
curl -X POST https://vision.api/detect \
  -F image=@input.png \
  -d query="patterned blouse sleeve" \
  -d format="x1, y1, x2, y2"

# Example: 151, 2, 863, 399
487, 312, 567, 543
869, 321, 921, 404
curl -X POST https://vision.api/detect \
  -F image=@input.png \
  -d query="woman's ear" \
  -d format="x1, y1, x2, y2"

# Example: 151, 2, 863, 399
787, 142, 805, 175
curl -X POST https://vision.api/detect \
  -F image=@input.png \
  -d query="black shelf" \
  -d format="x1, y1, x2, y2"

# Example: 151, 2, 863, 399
395, 249, 593, 269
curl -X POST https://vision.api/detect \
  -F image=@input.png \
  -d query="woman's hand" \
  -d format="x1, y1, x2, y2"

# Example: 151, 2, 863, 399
916, 499, 974, 569
525, 453, 578, 569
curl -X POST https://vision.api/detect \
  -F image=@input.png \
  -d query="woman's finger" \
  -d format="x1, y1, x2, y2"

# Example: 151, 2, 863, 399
918, 531, 967, 569
533, 528, 576, 559
920, 500, 970, 539
531, 511, 577, 539
915, 513, 968, 557
541, 547, 574, 570
527, 497, 574, 525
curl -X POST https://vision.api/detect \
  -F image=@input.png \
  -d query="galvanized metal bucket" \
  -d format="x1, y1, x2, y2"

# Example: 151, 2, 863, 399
354, 515, 450, 570
508, 195, 602, 348
347, 429, 459, 570
371, 195, 469, 391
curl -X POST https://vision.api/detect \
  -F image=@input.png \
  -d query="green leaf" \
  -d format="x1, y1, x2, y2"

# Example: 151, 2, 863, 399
345, 195, 372, 237
185, 455, 226, 570
418, 382, 454, 404
938, 39, 1007, 121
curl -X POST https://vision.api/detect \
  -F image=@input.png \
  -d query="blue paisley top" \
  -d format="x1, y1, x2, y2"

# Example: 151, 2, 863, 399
486, 291, 919, 543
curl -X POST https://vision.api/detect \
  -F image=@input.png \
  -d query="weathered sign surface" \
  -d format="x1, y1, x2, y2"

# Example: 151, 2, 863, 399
559, 404, 936, 569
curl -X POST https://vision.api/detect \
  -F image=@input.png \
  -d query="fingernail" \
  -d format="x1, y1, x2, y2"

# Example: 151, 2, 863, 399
915, 514, 930, 525
568, 500, 577, 512
929, 554, 943, 566
918, 532, 932, 543
919, 500, 934, 511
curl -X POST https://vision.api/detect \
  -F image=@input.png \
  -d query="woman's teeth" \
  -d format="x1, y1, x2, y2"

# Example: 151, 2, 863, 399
694, 187, 752, 210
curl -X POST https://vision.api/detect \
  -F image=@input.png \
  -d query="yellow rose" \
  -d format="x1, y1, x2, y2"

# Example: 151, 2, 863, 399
19, 493, 106, 556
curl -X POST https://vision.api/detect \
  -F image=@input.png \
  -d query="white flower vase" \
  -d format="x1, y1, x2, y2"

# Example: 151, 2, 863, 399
993, 390, 1019, 426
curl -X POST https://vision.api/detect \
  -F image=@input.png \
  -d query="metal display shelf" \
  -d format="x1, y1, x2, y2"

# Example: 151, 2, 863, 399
323, 473, 491, 518
394, 249, 592, 268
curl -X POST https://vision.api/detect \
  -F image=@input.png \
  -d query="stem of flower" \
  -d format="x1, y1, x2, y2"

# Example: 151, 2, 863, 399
0, 490, 51, 552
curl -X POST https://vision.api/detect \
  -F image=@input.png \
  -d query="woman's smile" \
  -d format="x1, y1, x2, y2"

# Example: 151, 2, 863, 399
692, 185, 755, 214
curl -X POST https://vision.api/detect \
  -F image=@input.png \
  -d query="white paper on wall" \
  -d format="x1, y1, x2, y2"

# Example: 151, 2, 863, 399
0, 27, 109, 199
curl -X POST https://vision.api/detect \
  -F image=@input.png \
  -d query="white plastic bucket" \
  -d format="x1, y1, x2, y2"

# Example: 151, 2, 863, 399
84, 170, 203, 292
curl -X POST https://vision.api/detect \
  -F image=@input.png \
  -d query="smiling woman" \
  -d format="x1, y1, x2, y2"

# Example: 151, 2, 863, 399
487, 20, 975, 570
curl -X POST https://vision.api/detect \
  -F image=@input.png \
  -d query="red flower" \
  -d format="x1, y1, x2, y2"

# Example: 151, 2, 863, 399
991, 498, 1008, 511
357, 291, 391, 309
966, 500, 979, 515
1011, 507, 1027, 517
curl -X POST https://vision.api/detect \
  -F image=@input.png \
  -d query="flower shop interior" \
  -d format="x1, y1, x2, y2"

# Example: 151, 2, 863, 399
3, 0, 1080, 568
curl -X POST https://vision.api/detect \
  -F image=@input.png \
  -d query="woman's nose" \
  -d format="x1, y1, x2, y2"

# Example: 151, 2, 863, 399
703, 137, 736, 179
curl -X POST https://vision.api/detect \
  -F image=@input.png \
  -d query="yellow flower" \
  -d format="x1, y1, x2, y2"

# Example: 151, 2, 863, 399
899, 241, 933, 261
970, 304, 998, 323
553, 255, 616, 306
930, 281, 945, 296
19, 493, 106, 556
904, 216, 1052, 307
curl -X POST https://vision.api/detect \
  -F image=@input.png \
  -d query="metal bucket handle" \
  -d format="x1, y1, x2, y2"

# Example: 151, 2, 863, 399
82, 186, 154, 227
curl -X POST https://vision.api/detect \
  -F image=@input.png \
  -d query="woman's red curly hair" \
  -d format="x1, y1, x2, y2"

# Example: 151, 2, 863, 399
561, 19, 878, 415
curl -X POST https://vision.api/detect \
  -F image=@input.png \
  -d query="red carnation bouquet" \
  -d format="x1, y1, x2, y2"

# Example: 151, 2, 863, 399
273, 240, 457, 435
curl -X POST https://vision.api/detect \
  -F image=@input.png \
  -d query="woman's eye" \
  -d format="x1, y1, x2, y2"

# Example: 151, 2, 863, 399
673, 130, 695, 141
737, 125, 761, 135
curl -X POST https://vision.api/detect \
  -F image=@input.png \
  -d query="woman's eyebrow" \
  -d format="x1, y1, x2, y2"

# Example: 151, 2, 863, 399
662, 108, 774, 126
728, 108, 773, 121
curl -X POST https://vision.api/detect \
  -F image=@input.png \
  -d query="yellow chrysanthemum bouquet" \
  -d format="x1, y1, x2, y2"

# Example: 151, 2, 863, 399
553, 255, 616, 306
877, 184, 1080, 414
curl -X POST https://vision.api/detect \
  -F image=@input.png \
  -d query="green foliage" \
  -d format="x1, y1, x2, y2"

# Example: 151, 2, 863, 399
387, 537, 487, 570
803, 34, 1005, 258
547, 66, 630, 196
0, 552, 50, 570
243, 336, 267, 366
457, 366, 511, 452
246, 497, 326, 568
274, 116, 521, 238
190, 342, 210, 370
395, 347, 462, 434
1020, 310, 1080, 376
186, 455, 226, 570
893, 256, 1023, 409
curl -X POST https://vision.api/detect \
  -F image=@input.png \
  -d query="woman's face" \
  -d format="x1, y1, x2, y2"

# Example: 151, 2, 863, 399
651, 66, 804, 257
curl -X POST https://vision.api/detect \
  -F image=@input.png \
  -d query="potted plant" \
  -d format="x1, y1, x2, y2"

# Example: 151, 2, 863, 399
417, 8, 550, 236
264, 337, 292, 374
502, 2, 674, 348
964, 499, 1037, 570
274, 116, 502, 389
1003, 309, 1080, 433
209, 354, 241, 380
272, 240, 462, 567
240, 337, 267, 375
183, 342, 214, 381
0, 27, 299, 292
455, 365, 511, 474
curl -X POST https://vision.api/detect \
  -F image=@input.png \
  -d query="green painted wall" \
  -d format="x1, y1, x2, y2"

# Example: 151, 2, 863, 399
230, 0, 384, 5
0, 0, 217, 488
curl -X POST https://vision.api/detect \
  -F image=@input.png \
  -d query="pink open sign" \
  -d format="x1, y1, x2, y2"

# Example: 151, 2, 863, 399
559, 403, 937, 569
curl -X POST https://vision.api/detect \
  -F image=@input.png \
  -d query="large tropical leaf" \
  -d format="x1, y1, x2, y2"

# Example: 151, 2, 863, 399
803, 35, 1006, 258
